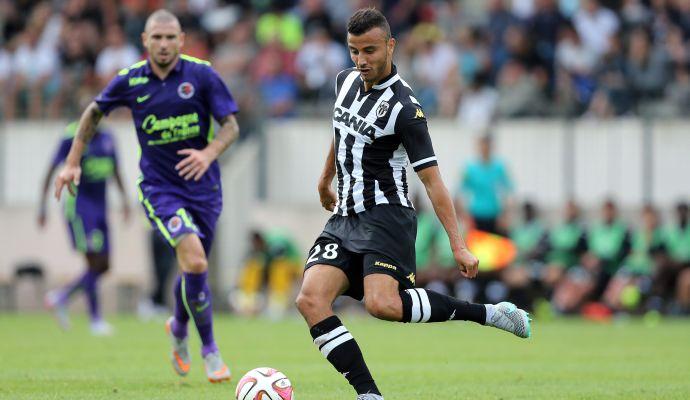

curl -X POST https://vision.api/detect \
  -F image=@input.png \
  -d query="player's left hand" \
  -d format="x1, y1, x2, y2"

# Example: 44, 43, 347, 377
176, 148, 213, 181
454, 247, 479, 279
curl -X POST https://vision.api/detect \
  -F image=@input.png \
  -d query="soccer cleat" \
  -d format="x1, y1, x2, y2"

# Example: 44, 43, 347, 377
356, 394, 384, 400
165, 317, 191, 376
44, 291, 70, 331
203, 351, 231, 383
90, 320, 114, 336
486, 302, 531, 338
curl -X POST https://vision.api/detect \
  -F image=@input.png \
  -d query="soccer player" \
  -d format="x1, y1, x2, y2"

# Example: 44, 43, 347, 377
54, 10, 239, 383
295, 9, 531, 400
40, 121, 129, 336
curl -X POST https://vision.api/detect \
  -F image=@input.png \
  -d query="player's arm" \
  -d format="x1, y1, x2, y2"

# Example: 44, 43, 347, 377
112, 158, 131, 222
418, 167, 478, 278
38, 163, 59, 227
54, 102, 104, 200
398, 103, 478, 278
176, 114, 239, 181
317, 139, 337, 211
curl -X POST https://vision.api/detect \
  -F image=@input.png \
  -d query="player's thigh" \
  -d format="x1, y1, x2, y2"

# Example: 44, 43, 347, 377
176, 233, 207, 273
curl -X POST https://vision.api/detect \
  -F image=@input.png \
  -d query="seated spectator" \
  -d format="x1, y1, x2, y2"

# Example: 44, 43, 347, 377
603, 204, 665, 313
256, 46, 298, 118
573, 0, 620, 58
502, 201, 549, 310
542, 200, 588, 299
650, 202, 690, 311
553, 199, 631, 313
624, 27, 669, 111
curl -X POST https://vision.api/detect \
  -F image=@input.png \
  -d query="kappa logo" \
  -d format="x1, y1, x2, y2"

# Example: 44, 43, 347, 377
407, 272, 416, 285
167, 216, 183, 233
415, 108, 425, 119
376, 100, 389, 118
177, 82, 195, 99
374, 260, 397, 271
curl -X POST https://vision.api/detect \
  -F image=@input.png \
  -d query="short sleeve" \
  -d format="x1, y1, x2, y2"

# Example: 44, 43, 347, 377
204, 67, 239, 122
95, 73, 130, 115
51, 137, 72, 167
396, 103, 438, 172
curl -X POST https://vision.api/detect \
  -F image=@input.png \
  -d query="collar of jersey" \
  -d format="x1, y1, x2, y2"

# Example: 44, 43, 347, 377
142, 57, 184, 76
362, 64, 399, 91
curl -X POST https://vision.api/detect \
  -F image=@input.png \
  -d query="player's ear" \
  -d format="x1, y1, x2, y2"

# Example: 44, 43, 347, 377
179, 31, 186, 49
388, 37, 396, 55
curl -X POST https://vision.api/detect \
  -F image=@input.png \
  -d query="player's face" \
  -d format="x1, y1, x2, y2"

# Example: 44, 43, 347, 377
142, 21, 185, 68
347, 27, 395, 86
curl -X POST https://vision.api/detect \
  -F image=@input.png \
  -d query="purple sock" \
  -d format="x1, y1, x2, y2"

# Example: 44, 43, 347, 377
182, 271, 218, 356
80, 270, 101, 322
57, 270, 89, 305
171, 275, 189, 338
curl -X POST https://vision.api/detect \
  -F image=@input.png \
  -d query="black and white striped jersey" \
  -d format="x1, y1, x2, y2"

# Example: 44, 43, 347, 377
331, 65, 438, 216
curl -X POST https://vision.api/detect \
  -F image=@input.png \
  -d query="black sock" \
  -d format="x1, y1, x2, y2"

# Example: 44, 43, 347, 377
310, 316, 381, 396
400, 288, 486, 324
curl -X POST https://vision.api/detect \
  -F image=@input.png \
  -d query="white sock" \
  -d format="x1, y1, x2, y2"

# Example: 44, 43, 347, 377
484, 304, 497, 325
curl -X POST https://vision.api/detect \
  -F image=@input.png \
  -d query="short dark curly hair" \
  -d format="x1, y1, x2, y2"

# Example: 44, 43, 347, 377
347, 8, 391, 39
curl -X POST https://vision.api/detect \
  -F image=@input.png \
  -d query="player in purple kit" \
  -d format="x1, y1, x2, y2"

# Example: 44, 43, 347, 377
40, 121, 129, 336
54, 10, 240, 383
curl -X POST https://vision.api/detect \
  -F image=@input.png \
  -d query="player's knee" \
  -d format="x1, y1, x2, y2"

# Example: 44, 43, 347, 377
295, 290, 325, 317
184, 256, 208, 273
364, 294, 401, 321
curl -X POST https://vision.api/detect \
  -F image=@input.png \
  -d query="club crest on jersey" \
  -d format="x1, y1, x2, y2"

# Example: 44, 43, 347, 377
177, 82, 195, 99
167, 216, 183, 233
333, 107, 376, 140
376, 101, 389, 118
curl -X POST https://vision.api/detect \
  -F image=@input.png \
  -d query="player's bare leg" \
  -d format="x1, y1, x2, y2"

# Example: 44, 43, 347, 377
296, 265, 383, 399
363, 274, 531, 338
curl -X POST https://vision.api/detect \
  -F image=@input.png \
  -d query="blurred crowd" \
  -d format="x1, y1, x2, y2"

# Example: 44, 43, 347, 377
3, 0, 690, 127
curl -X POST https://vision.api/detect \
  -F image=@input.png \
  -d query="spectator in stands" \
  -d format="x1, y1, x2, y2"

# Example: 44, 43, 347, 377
295, 24, 346, 107
487, 0, 519, 75
624, 27, 670, 112
528, 0, 570, 87
456, 135, 514, 235
573, 0, 620, 58
603, 204, 665, 313
95, 25, 141, 85
256, 45, 298, 118
555, 23, 598, 110
256, 0, 304, 52
502, 201, 549, 310
553, 199, 631, 313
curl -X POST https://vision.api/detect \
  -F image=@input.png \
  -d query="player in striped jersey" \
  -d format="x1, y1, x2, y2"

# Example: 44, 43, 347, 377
295, 8, 532, 400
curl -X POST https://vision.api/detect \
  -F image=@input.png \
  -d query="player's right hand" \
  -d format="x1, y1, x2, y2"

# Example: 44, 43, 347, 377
54, 164, 81, 200
318, 184, 337, 212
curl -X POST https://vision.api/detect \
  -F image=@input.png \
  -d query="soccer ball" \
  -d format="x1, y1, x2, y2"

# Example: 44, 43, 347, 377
235, 367, 294, 400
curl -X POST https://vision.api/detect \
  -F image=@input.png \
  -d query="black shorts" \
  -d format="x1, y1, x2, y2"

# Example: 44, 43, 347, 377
305, 205, 417, 300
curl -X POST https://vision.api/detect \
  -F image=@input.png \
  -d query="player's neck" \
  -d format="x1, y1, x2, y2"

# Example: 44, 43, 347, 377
149, 55, 180, 80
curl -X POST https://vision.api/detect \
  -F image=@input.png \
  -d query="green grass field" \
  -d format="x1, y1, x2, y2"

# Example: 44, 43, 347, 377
1, 314, 689, 399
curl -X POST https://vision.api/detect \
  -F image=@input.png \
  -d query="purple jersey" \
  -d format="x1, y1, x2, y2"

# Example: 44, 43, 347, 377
95, 55, 238, 200
52, 122, 118, 219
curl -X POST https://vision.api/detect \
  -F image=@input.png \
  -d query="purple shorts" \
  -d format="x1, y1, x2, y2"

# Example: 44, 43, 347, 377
66, 213, 109, 254
137, 181, 221, 256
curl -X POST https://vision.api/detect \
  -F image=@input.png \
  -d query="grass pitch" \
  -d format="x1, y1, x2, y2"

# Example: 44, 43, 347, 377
1, 313, 689, 399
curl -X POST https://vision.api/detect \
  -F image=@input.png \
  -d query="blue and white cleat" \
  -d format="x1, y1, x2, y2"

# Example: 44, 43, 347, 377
45, 290, 70, 331
203, 351, 231, 383
357, 394, 384, 400
487, 302, 532, 338
165, 317, 191, 376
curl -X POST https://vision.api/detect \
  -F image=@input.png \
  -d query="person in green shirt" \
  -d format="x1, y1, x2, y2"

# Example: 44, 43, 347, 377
502, 201, 548, 310
603, 205, 665, 312
541, 200, 588, 298
553, 199, 631, 313
653, 202, 690, 312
